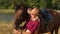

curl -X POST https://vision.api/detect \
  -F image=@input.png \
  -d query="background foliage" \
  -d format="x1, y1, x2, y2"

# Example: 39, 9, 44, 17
0, 0, 60, 9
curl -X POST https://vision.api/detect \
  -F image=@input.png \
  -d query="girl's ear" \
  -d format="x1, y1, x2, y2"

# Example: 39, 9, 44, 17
27, 10, 31, 14
27, 9, 32, 14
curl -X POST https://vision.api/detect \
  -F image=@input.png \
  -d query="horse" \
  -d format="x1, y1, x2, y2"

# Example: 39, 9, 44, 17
47, 9, 60, 34
38, 9, 60, 34
13, 3, 30, 34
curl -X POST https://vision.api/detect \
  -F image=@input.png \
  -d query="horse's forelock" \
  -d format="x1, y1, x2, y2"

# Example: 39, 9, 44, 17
15, 5, 21, 13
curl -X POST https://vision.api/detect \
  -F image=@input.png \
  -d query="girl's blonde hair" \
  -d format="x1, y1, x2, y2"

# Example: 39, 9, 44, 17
31, 7, 40, 15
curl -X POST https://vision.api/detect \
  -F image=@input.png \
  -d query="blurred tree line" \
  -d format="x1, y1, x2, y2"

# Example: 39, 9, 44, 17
0, 0, 60, 10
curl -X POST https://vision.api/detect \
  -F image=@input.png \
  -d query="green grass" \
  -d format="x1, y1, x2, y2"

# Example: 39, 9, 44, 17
0, 9, 15, 14
0, 9, 60, 14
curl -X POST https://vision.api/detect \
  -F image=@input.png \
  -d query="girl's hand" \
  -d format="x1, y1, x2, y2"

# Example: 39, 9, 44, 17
13, 29, 20, 34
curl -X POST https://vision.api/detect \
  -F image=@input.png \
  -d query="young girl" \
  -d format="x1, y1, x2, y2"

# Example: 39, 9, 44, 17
23, 7, 40, 34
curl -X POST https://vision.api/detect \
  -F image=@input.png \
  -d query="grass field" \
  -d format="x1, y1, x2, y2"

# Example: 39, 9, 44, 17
0, 9, 60, 14
0, 9, 14, 34
0, 21, 13, 34
0, 21, 60, 34
0, 9, 14, 14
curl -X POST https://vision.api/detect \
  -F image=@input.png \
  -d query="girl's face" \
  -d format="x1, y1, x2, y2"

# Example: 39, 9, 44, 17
30, 14, 36, 18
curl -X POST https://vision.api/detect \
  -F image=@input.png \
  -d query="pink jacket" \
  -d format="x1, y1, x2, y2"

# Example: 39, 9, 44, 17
25, 19, 40, 34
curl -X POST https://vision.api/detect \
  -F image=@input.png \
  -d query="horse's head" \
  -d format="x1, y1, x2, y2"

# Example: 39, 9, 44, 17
15, 3, 25, 13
